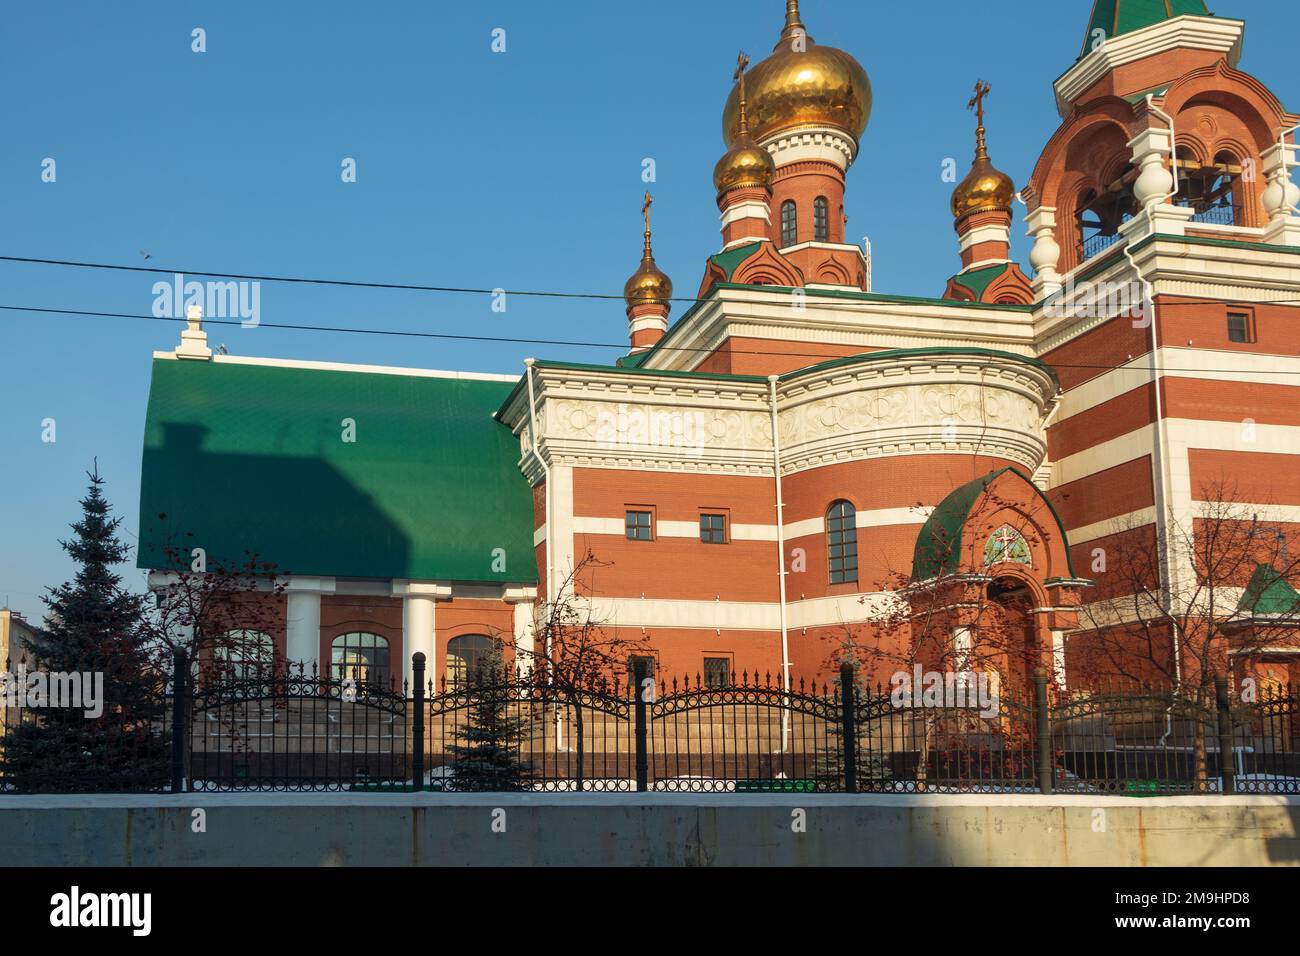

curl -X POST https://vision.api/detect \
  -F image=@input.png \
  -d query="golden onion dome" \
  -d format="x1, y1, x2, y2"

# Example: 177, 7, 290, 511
721, 1, 872, 147
624, 193, 673, 310
713, 138, 776, 193
714, 52, 777, 194
951, 82, 1016, 219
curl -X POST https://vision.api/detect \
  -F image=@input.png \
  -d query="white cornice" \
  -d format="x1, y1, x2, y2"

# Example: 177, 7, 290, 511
1053, 15, 1245, 118
153, 351, 519, 383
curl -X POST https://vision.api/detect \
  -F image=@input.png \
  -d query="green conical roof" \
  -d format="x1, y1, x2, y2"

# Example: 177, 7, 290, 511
1082, 0, 1212, 55
1237, 564, 1300, 617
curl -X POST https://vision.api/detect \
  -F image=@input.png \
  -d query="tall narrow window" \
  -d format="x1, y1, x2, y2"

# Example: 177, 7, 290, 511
780, 200, 797, 247
813, 197, 829, 242
827, 501, 859, 585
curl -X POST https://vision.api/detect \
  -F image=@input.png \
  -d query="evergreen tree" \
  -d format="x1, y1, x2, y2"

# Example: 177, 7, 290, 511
5, 467, 168, 792
447, 641, 531, 792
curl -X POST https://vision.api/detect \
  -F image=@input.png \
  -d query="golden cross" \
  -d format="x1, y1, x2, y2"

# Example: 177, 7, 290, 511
968, 80, 991, 127
642, 192, 653, 234
734, 51, 750, 82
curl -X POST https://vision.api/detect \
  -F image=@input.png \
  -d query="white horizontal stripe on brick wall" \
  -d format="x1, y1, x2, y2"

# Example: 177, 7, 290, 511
1056, 348, 1300, 423
576, 592, 903, 632
574, 507, 933, 543
1066, 507, 1158, 544
1067, 503, 1300, 544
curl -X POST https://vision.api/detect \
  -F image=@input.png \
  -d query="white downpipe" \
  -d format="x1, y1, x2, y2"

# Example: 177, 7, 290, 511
524, 359, 563, 750
769, 376, 792, 751
1130, 98, 1183, 737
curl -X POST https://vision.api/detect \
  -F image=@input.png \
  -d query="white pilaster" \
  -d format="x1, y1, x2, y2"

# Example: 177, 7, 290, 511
1026, 206, 1062, 298
1261, 142, 1300, 246
394, 581, 452, 685
285, 576, 335, 672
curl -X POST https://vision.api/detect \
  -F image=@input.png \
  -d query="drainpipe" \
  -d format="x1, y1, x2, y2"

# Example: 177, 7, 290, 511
769, 375, 792, 751
1129, 98, 1184, 736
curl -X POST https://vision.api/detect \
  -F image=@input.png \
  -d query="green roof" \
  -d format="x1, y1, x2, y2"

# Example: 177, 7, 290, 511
707, 242, 764, 281
1238, 565, 1300, 616
1083, 0, 1212, 54
950, 263, 1012, 300
137, 358, 536, 585
911, 467, 1077, 582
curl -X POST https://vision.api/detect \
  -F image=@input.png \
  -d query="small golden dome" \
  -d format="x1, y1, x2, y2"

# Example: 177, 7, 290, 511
624, 192, 673, 311
713, 138, 776, 192
951, 81, 1015, 220
624, 259, 673, 310
721, 2, 871, 147
951, 154, 1016, 219
714, 52, 777, 194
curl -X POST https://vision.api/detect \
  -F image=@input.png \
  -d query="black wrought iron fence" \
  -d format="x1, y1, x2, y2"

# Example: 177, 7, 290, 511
2, 653, 1298, 795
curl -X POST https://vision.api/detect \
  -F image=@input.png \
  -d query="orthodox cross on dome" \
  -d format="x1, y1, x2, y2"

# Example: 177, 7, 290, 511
984, 524, 1031, 567
735, 52, 752, 136
967, 80, 992, 158
641, 191, 654, 259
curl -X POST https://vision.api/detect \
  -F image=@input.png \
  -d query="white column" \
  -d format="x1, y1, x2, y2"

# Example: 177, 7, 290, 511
394, 582, 451, 686
1051, 630, 1067, 689
1025, 206, 1062, 298
1262, 142, 1300, 246
285, 589, 322, 673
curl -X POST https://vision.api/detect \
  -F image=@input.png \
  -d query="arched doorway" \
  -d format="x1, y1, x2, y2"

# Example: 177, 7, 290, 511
986, 576, 1040, 693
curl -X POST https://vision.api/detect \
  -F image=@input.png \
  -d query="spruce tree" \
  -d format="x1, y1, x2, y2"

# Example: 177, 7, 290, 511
5, 467, 168, 792
447, 641, 531, 792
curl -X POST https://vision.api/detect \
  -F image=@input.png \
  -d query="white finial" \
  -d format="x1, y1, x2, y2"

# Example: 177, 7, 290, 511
177, 302, 212, 360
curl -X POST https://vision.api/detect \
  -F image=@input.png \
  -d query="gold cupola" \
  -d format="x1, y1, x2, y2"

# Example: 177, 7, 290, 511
713, 52, 777, 194
623, 192, 673, 312
721, 1, 872, 148
951, 81, 1016, 220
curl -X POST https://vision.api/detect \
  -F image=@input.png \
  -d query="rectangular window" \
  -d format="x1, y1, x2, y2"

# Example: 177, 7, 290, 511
700, 513, 727, 544
628, 655, 656, 685
625, 510, 653, 541
704, 657, 731, 689
1227, 311, 1254, 344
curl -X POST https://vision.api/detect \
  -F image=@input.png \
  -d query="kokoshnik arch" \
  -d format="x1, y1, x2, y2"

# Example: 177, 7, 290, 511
138, 0, 1300, 692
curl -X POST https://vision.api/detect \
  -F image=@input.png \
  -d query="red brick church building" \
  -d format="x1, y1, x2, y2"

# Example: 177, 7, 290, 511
138, 0, 1300, 694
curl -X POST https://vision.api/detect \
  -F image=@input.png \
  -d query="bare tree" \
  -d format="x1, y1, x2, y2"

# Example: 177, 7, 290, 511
516, 551, 651, 791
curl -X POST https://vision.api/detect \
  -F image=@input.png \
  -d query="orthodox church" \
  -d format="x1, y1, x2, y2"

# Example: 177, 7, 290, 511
138, 1, 1300, 692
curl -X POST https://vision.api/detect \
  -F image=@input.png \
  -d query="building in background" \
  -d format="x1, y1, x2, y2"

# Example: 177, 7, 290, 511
137, 1, 1300, 692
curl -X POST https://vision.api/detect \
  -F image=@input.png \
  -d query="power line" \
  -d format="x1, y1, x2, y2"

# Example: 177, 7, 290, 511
7, 302, 1300, 379
6, 253, 1300, 310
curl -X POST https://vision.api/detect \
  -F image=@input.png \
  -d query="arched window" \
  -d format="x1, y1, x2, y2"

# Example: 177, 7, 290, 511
1075, 165, 1137, 262
1176, 149, 1242, 225
447, 634, 497, 689
213, 629, 274, 680
813, 197, 829, 242
780, 200, 797, 247
827, 500, 859, 585
331, 632, 390, 688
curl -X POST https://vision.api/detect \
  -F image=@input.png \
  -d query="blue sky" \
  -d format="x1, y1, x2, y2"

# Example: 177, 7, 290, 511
1, 0, 1295, 621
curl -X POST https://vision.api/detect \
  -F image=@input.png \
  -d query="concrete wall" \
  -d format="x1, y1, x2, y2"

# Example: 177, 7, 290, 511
1, 793, 1297, 867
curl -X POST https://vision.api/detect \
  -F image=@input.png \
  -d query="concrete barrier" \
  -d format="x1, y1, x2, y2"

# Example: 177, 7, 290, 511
1, 793, 1297, 866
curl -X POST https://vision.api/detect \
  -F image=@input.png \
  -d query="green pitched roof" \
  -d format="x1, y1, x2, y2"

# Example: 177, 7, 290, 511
138, 358, 536, 585
1083, 0, 1212, 54
911, 467, 1077, 582
707, 242, 763, 281
950, 263, 1012, 300
1238, 565, 1300, 616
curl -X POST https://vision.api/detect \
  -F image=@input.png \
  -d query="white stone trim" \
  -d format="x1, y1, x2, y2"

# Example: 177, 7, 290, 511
761, 127, 855, 170
1053, 15, 1244, 118
720, 201, 772, 226
958, 224, 1012, 251
152, 351, 520, 383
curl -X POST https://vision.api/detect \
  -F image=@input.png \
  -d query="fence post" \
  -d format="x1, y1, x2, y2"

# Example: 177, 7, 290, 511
1215, 675, 1235, 796
1034, 667, 1052, 795
633, 659, 649, 793
170, 648, 187, 794
839, 662, 858, 794
411, 653, 426, 792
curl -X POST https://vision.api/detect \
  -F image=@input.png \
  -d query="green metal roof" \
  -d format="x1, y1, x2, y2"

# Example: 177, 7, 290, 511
911, 466, 1078, 582
708, 242, 764, 281
137, 358, 537, 585
1238, 565, 1300, 616
1083, 0, 1211, 54
951, 263, 1012, 300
